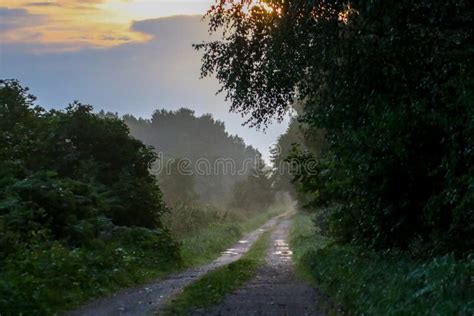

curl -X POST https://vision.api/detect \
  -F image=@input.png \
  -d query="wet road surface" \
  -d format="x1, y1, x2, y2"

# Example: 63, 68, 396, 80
68, 215, 287, 316
191, 219, 327, 316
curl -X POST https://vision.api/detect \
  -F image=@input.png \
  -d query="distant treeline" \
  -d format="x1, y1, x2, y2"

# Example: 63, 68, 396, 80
101, 108, 272, 209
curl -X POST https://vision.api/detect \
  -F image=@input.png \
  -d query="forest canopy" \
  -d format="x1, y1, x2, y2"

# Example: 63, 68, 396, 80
197, 0, 474, 254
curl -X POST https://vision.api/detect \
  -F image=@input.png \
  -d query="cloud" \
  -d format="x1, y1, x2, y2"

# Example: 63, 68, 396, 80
25, 2, 64, 7
0, 15, 288, 161
0, 7, 44, 32
0, 1, 146, 49
26, 0, 104, 5
130, 15, 212, 50
100, 34, 132, 41
0, 1, 215, 50
132, 15, 207, 36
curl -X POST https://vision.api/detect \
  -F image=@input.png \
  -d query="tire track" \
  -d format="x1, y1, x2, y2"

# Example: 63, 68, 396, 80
68, 214, 288, 316
192, 218, 327, 316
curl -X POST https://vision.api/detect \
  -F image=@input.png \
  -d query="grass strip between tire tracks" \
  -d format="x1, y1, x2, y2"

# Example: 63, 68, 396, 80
161, 229, 273, 315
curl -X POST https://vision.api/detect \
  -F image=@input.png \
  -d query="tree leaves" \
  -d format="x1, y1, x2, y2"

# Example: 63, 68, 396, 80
199, 1, 474, 254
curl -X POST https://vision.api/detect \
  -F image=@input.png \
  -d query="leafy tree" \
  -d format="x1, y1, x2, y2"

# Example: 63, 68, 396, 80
0, 79, 170, 250
0, 80, 180, 314
197, 1, 474, 254
270, 117, 327, 200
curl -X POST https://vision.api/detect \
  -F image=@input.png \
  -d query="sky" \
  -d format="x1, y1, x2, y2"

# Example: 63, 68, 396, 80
0, 0, 289, 163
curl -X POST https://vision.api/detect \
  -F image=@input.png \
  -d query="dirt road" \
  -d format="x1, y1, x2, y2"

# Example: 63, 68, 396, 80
68, 215, 284, 316
190, 218, 326, 316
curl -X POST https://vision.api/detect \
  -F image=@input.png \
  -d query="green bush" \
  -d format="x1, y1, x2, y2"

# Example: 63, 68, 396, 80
0, 171, 112, 252
0, 79, 167, 231
0, 79, 180, 314
301, 246, 473, 315
291, 213, 474, 315
0, 227, 179, 314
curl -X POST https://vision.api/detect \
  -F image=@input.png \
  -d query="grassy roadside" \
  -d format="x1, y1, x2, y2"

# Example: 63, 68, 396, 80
178, 205, 284, 267
289, 212, 331, 277
162, 229, 272, 315
1, 228, 179, 315
289, 212, 474, 315
32, 207, 279, 315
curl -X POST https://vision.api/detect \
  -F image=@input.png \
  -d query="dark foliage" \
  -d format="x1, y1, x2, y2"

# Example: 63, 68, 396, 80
0, 80, 167, 232
197, 1, 474, 254
291, 213, 474, 315
0, 80, 179, 313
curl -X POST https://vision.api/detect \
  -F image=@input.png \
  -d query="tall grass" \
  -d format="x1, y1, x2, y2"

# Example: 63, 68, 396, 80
0, 227, 179, 314
290, 212, 474, 315
164, 203, 286, 266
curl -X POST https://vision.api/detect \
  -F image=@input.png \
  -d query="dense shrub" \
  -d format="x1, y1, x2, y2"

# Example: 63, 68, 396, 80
0, 171, 113, 253
0, 79, 180, 314
0, 79, 169, 237
291, 213, 474, 315
301, 246, 473, 315
0, 227, 179, 314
